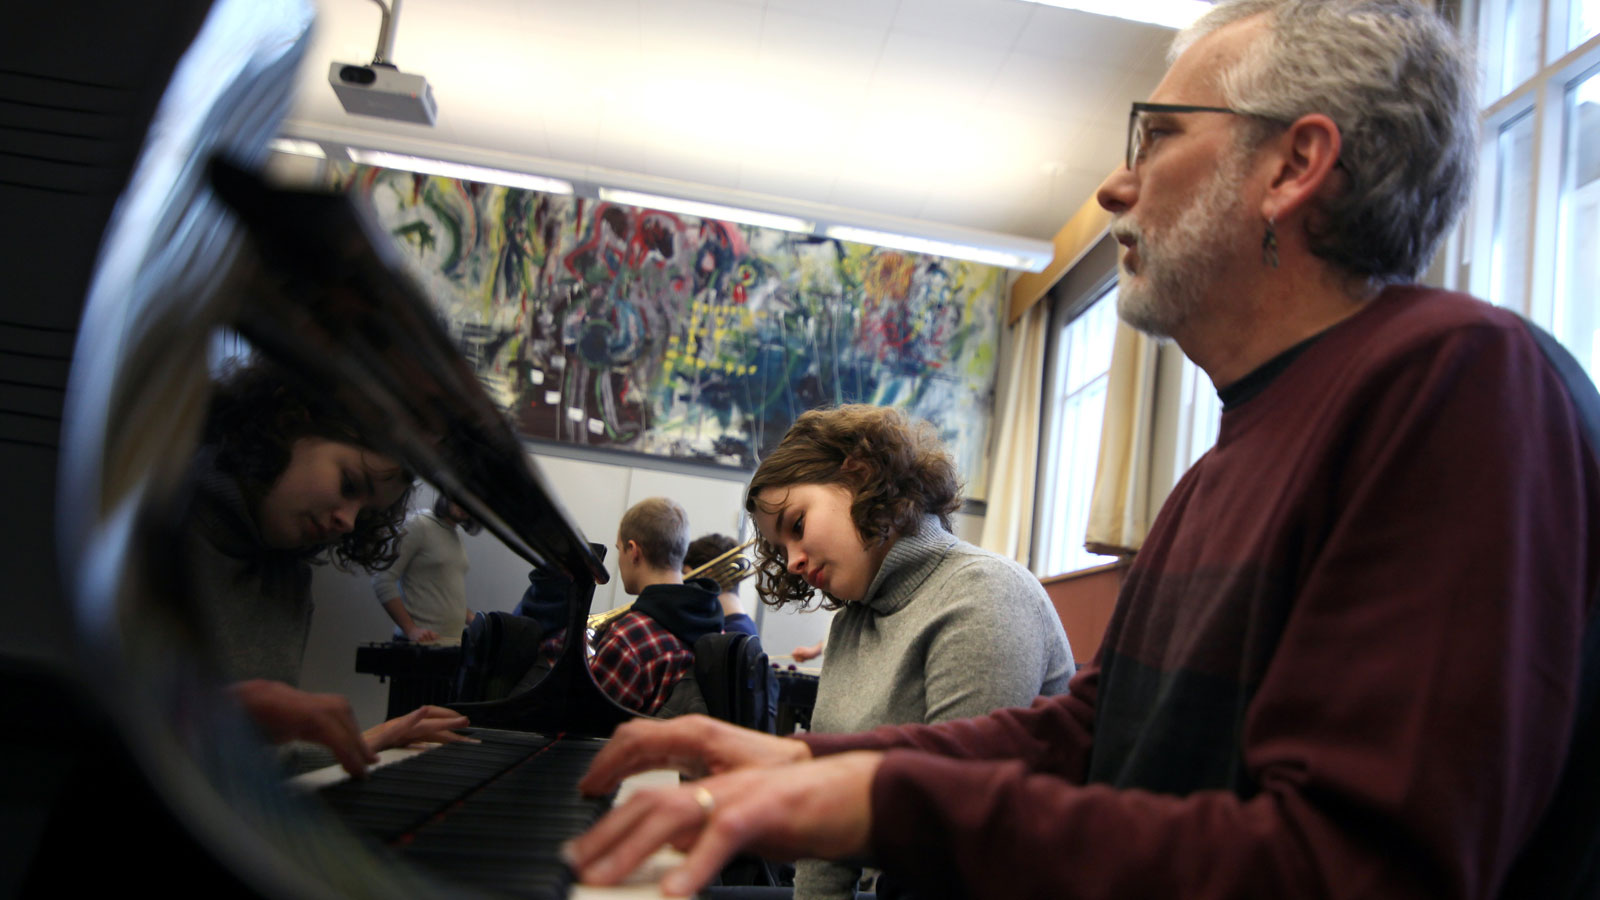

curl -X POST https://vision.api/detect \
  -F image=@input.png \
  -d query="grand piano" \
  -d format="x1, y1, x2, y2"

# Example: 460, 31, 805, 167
10, 1, 663, 896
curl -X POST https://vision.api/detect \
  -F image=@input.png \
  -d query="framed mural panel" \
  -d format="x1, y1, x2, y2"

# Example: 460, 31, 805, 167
336, 166, 1003, 499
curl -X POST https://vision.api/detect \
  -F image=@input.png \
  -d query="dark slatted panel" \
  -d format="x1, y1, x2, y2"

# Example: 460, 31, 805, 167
0, 66, 136, 197
0, 64, 138, 452
317, 729, 613, 899
0, 319, 72, 450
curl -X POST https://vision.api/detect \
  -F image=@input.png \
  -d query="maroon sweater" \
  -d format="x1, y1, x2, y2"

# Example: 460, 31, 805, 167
802, 287, 1600, 900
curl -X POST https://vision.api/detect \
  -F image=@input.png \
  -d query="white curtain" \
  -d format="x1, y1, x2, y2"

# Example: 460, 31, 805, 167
979, 300, 1051, 563
1084, 321, 1161, 556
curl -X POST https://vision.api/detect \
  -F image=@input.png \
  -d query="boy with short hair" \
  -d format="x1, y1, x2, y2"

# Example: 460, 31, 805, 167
591, 498, 723, 714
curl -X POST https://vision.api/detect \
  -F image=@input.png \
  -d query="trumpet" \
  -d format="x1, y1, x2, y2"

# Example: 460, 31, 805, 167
685, 537, 758, 592
586, 537, 758, 632
586, 603, 633, 633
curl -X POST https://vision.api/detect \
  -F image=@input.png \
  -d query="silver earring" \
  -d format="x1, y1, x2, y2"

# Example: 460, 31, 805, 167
1262, 217, 1280, 269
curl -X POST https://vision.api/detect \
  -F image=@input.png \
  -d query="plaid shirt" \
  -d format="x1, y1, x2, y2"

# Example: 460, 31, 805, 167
589, 610, 693, 714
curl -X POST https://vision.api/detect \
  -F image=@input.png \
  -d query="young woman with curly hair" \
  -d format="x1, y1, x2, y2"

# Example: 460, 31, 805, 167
189, 357, 467, 776
201, 358, 413, 571
745, 404, 1075, 900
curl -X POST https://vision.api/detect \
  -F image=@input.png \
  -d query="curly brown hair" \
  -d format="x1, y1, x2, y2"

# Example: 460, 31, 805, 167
744, 405, 961, 611
204, 357, 414, 571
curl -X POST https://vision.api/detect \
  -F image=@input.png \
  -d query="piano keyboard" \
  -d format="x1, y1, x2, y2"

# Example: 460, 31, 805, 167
315, 728, 612, 898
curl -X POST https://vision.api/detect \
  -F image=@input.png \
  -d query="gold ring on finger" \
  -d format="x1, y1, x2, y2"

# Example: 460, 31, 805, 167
692, 786, 715, 820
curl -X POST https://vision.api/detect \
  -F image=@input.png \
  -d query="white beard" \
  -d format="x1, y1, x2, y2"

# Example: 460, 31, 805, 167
1113, 154, 1252, 338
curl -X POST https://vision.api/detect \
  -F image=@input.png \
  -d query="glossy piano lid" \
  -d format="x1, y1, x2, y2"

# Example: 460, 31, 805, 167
48, 7, 613, 890
47, 2, 502, 897
207, 156, 608, 587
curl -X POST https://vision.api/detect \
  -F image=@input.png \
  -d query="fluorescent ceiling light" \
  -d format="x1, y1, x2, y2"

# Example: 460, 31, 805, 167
1017, 0, 1211, 30
345, 148, 574, 195
824, 226, 1046, 271
597, 188, 813, 235
268, 137, 327, 159
282, 137, 1047, 270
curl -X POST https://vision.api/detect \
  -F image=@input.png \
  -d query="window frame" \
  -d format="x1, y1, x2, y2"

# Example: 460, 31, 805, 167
1455, 0, 1600, 369
1031, 276, 1121, 579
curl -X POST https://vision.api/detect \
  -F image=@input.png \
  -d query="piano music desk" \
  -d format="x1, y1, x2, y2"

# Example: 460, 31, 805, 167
773, 665, 820, 736
354, 641, 464, 720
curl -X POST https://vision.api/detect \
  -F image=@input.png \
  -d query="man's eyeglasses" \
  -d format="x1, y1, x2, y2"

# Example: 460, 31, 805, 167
1125, 102, 1263, 171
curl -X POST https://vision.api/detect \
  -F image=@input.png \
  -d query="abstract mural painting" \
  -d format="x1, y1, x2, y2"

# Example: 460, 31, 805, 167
337, 165, 1004, 498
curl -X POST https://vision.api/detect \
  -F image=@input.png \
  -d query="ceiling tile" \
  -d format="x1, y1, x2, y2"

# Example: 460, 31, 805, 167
730, 94, 864, 163
638, 0, 765, 69
890, 0, 1033, 49
915, 161, 1027, 207
1107, 63, 1170, 115
590, 128, 644, 175
737, 156, 842, 204
447, 113, 550, 162
984, 52, 1138, 119
543, 119, 600, 166
756, 9, 888, 90
841, 103, 976, 177
762, 0, 903, 31
1011, 5, 1174, 66
639, 143, 745, 189
825, 169, 934, 220
868, 32, 1010, 106
516, 0, 643, 46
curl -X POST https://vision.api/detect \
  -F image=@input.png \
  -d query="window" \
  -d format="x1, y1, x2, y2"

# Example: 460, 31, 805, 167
1169, 354, 1222, 485
1566, 0, 1600, 52
1501, 0, 1545, 92
1032, 282, 1121, 576
1491, 110, 1537, 309
1029, 244, 1225, 578
1556, 63, 1600, 382
1459, 0, 1600, 385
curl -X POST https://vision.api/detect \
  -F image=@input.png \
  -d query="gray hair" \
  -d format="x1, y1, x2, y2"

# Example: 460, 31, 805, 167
1177, 0, 1477, 283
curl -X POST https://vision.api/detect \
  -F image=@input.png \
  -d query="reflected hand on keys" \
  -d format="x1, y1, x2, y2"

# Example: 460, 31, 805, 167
567, 751, 884, 897
229, 679, 377, 777
576, 714, 813, 795
362, 704, 473, 753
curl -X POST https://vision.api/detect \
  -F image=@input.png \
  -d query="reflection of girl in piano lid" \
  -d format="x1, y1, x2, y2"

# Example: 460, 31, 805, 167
201, 357, 414, 567
744, 404, 1075, 900
185, 357, 471, 775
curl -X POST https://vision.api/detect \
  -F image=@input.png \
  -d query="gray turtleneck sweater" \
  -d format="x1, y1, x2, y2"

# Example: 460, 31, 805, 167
185, 450, 314, 686
796, 514, 1075, 900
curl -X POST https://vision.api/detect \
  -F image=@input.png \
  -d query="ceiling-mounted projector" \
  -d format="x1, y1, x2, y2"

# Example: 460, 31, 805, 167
329, 62, 436, 125
328, 0, 435, 125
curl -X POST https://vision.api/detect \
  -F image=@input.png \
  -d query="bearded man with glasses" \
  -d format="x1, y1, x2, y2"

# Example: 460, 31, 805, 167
565, 4, 1600, 898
